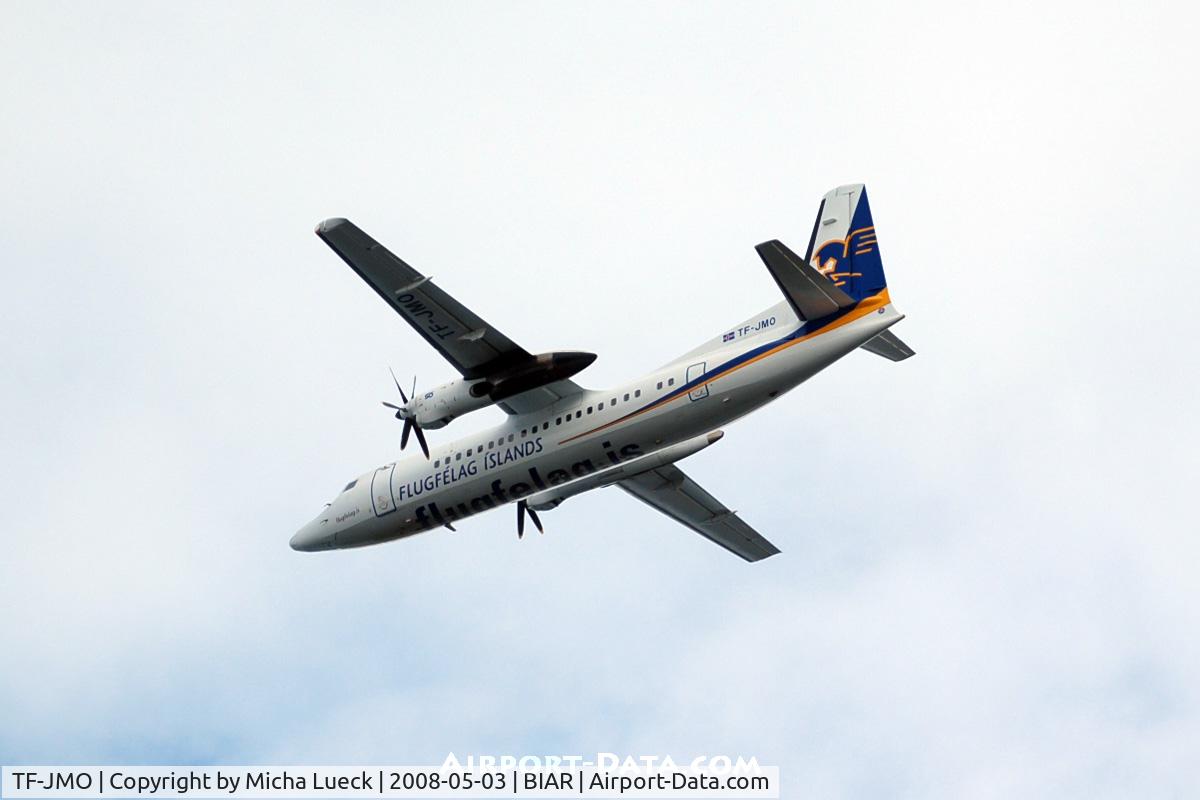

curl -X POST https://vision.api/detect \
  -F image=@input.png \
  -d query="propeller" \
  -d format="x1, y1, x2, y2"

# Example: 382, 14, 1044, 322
382, 368, 430, 459
516, 499, 544, 539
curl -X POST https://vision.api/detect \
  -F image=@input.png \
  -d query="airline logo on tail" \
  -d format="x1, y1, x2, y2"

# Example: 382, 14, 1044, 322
811, 226, 876, 287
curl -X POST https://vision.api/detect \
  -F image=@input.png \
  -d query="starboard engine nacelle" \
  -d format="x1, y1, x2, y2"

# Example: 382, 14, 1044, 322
408, 351, 596, 428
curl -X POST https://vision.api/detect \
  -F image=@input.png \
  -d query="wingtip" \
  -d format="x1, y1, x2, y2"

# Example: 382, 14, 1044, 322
314, 217, 349, 236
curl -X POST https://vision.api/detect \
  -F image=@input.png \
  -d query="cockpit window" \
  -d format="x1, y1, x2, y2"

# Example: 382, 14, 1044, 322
342, 480, 357, 493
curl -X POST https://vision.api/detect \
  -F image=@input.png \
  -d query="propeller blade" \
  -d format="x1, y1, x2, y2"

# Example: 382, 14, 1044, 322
517, 499, 542, 539
386, 368, 425, 458
389, 366, 408, 404
527, 505, 544, 535
412, 423, 430, 459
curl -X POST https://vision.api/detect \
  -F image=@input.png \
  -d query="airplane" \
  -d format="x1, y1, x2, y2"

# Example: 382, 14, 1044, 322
291, 184, 913, 561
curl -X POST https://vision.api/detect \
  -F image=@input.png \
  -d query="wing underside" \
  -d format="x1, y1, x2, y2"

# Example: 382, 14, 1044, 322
618, 465, 780, 562
315, 218, 581, 413
316, 218, 529, 378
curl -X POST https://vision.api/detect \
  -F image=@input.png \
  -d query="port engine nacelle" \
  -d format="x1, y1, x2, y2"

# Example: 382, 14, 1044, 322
407, 351, 596, 428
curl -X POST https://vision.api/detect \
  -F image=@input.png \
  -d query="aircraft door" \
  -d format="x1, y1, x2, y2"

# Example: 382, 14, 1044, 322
370, 464, 397, 517
686, 362, 710, 401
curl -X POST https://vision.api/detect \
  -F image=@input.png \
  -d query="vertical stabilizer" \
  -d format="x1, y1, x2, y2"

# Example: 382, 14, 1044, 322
806, 184, 887, 304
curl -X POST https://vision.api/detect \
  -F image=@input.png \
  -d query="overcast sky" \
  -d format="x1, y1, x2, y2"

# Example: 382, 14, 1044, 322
2, 1, 1198, 797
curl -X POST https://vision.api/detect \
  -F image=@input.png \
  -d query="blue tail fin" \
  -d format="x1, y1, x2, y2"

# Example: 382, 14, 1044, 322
804, 184, 887, 303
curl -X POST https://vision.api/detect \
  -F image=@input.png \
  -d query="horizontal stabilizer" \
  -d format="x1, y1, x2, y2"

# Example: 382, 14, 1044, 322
755, 239, 856, 322
860, 329, 915, 361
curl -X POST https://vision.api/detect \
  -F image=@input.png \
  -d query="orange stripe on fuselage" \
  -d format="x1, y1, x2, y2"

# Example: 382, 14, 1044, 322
557, 289, 891, 445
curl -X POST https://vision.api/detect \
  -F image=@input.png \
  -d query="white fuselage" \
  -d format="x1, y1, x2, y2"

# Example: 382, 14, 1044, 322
291, 293, 901, 551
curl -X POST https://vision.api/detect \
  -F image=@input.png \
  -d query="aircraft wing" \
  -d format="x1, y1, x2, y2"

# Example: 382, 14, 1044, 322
618, 465, 780, 562
315, 218, 581, 412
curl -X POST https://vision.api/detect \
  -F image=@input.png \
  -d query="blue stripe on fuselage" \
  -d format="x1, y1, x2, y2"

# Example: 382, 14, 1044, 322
638, 303, 860, 413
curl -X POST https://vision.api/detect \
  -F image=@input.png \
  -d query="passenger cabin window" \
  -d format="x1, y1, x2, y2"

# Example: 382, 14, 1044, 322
623, 393, 630, 401
657, 381, 663, 390
635, 389, 641, 398
668, 377, 675, 386
586, 406, 593, 414
556, 417, 562, 425
455, 452, 462, 461
576, 410, 582, 418
542, 422, 549, 430
508, 434, 514, 442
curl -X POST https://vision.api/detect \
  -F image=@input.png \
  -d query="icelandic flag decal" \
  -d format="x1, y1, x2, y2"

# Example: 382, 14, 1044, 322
722, 331, 735, 342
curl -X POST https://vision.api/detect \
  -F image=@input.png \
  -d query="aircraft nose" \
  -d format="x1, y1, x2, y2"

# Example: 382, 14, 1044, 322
290, 519, 333, 552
